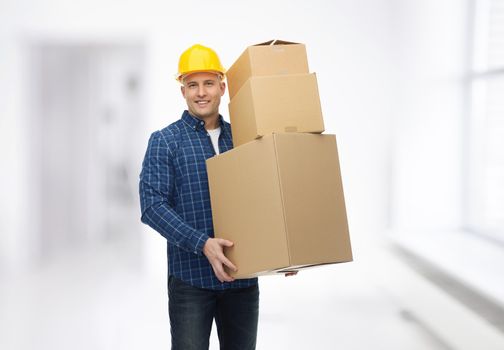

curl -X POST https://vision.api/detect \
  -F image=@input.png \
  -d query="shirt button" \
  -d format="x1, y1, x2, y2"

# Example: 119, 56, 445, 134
200, 121, 204, 125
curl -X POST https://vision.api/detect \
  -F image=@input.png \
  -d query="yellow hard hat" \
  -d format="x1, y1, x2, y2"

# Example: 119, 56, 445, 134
176, 44, 226, 82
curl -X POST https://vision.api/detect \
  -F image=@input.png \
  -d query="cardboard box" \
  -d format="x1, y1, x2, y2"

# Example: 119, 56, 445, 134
226, 40, 309, 99
207, 133, 352, 279
228, 73, 325, 147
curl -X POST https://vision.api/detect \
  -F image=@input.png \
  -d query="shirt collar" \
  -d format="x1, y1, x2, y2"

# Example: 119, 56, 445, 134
181, 110, 226, 132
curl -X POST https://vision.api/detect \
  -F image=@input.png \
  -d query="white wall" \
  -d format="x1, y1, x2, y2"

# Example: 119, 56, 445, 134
0, 0, 395, 270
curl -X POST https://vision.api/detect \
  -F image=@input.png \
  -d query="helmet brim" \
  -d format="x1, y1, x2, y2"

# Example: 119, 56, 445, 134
176, 70, 226, 83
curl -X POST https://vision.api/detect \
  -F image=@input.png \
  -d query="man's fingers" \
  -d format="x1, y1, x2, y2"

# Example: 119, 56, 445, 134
219, 271, 234, 283
214, 238, 237, 272
213, 264, 234, 283
220, 254, 237, 272
217, 238, 234, 248
203, 237, 237, 282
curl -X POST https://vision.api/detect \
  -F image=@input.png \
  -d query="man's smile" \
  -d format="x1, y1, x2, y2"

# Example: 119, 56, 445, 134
195, 100, 210, 107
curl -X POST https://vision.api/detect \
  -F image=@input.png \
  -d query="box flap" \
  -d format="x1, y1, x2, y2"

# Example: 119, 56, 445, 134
254, 39, 300, 46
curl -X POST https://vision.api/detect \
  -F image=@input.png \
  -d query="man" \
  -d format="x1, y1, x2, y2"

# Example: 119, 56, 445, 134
139, 44, 259, 350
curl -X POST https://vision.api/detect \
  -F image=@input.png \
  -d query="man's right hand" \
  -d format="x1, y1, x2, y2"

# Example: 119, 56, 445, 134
203, 238, 237, 283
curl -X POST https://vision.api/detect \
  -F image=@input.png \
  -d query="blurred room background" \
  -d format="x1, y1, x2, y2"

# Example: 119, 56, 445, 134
0, 0, 503, 349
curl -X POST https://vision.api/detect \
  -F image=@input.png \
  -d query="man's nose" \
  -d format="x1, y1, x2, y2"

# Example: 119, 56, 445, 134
197, 85, 206, 97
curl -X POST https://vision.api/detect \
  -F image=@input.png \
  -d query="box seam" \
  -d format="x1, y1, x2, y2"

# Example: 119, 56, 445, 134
250, 80, 259, 141
272, 133, 292, 265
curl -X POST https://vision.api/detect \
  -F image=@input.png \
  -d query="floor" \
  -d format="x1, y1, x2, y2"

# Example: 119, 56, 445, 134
1, 231, 503, 350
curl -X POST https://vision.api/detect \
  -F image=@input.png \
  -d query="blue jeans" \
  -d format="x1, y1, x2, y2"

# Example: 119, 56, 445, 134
168, 276, 259, 350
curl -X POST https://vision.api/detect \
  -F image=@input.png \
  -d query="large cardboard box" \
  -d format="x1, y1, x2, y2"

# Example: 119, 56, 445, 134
226, 40, 309, 99
228, 73, 325, 147
207, 133, 352, 279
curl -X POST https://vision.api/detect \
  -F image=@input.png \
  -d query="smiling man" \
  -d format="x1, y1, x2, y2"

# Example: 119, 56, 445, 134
182, 72, 224, 129
139, 44, 259, 350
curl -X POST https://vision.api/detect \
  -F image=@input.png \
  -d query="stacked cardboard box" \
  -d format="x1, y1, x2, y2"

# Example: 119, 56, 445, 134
226, 40, 324, 147
207, 40, 352, 279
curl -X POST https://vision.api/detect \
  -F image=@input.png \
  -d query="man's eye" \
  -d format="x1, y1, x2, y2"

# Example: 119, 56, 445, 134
188, 84, 197, 88
205, 81, 214, 86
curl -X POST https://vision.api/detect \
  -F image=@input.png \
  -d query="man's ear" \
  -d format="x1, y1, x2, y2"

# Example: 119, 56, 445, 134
220, 81, 226, 96
181, 85, 186, 98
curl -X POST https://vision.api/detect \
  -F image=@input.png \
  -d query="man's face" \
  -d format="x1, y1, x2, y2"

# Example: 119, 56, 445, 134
181, 72, 226, 121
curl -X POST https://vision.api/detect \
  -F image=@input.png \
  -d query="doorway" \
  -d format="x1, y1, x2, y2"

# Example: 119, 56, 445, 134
28, 43, 146, 262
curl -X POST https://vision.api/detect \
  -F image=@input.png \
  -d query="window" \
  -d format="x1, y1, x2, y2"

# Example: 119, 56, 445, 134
467, 0, 504, 241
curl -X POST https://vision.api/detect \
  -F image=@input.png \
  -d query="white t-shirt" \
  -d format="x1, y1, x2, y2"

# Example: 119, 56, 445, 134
207, 127, 221, 155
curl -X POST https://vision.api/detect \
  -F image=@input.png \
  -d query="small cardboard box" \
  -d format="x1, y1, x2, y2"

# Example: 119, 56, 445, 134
228, 73, 325, 147
206, 133, 352, 279
226, 40, 309, 99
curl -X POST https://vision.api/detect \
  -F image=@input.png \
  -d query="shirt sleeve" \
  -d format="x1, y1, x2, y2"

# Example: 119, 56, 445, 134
139, 131, 209, 255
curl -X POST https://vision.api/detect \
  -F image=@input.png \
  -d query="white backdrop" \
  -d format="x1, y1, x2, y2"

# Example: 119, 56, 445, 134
1, 1, 493, 349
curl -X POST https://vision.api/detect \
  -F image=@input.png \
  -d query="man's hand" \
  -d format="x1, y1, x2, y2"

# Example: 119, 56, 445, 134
203, 238, 237, 283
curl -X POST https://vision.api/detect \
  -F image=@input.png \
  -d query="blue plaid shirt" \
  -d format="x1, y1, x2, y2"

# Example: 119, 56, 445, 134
139, 110, 258, 290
